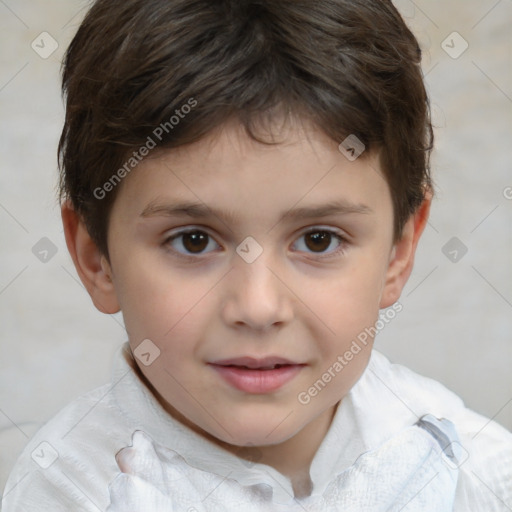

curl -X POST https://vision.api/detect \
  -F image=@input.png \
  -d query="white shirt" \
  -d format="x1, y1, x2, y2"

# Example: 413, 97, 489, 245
2, 343, 511, 511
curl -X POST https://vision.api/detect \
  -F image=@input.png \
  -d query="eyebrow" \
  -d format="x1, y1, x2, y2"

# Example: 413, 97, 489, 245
140, 199, 372, 225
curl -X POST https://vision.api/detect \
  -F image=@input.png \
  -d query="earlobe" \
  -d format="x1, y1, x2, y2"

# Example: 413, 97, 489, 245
379, 195, 432, 308
61, 202, 120, 314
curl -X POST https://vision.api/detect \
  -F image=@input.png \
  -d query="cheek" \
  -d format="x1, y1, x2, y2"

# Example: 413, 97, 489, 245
306, 275, 381, 403
314, 261, 384, 337
113, 255, 213, 346
304, 260, 385, 397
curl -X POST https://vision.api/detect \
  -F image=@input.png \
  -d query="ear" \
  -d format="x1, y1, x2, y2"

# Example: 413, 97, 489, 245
379, 193, 432, 308
61, 202, 120, 314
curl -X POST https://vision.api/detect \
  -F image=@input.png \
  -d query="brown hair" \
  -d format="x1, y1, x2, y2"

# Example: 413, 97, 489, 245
58, 0, 433, 257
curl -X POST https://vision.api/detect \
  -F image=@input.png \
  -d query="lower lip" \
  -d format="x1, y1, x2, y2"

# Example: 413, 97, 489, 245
210, 364, 304, 394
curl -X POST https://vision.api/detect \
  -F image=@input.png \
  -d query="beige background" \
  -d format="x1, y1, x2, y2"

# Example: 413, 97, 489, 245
1, 0, 511, 493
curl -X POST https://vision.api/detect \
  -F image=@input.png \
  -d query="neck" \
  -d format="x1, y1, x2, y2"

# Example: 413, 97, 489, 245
253, 404, 337, 497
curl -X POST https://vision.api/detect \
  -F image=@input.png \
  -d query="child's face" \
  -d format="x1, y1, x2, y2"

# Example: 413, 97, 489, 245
98, 119, 415, 448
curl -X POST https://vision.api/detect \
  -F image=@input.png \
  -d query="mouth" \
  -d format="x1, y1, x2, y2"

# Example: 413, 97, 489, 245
208, 357, 306, 394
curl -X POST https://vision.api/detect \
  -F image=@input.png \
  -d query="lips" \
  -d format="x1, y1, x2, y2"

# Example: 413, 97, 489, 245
208, 356, 305, 394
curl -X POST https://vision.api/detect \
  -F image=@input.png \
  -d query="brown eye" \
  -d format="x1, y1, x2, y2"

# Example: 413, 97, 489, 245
182, 232, 209, 253
166, 230, 219, 256
304, 231, 332, 252
292, 229, 345, 256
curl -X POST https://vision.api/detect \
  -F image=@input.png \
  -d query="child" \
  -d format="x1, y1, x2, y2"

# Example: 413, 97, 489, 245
3, 0, 511, 510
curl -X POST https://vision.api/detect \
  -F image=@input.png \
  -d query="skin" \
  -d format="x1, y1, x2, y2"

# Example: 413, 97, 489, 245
62, 117, 430, 496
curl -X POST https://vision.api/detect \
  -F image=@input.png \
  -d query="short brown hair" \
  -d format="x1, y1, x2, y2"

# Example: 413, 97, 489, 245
58, 0, 433, 257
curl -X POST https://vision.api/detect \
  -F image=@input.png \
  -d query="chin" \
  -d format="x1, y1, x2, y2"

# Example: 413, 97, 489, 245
207, 413, 303, 448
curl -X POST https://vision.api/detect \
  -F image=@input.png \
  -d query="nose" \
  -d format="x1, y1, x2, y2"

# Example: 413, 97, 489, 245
221, 254, 294, 332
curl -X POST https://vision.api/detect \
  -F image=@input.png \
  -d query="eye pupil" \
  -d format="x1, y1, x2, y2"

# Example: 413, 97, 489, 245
183, 232, 208, 253
305, 231, 331, 252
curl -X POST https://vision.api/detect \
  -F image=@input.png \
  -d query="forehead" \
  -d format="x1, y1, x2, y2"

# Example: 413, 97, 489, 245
111, 119, 392, 228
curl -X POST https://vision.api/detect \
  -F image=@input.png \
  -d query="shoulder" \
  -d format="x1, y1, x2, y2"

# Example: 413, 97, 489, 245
367, 349, 465, 412
2, 381, 135, 511
451, 406, 512, 510
368, 350, 512, 510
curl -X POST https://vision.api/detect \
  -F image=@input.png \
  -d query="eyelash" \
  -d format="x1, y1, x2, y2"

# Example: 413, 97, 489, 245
162, 227, 348, 261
